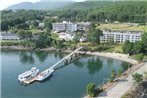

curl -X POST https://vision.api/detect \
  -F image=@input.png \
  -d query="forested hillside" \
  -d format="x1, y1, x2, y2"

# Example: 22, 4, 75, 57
59, 1, 147, 22
1, 1, 147, 31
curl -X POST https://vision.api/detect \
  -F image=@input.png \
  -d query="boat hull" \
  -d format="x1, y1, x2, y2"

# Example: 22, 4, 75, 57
36, 69, 54, 81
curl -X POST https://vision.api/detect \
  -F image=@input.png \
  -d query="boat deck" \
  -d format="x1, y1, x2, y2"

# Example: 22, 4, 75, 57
23, 75, 38, 84
23, 69, 49, 84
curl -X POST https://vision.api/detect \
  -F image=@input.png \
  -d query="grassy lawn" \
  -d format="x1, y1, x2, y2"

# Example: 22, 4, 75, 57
78, 42, 123, 53
29, 28, 44, 33
131, 54, 144, 61
1, 40, 21, 46
104, 44, 123, 53
51, 33, 59, 40
96, 23, 147, 32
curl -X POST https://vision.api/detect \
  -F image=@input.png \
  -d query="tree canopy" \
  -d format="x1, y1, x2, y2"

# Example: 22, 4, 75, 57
86, 82, 96, 97
122, 32, 147, 55
87, 23, 103, 45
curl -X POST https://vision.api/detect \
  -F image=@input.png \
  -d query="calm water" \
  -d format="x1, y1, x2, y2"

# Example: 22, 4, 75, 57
1, 50, 131, 98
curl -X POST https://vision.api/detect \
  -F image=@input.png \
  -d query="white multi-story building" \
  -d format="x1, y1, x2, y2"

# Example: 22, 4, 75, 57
100, 30, 142, 43
52, 21, 77, 32
65, 22, 77, 32
53, 23, 66, 31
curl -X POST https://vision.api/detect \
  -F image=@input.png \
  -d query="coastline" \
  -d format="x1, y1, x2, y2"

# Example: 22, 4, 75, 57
63, 50, 138, 65
1, 46, 138, 65
85, 51, 138, 65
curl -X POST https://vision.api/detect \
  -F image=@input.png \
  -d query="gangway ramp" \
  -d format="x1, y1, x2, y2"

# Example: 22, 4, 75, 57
49, 46, 83, 69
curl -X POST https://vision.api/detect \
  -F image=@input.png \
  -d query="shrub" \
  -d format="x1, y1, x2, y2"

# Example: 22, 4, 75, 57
132, 73, 143, 84
86, 83, 96, 97
1, 41, 20, 46
118, 69, 123, 77
133, 53, 144, 61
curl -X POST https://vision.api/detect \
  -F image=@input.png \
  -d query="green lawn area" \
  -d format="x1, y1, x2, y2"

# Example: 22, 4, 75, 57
29, 28, 44, 33
51, 33, 59, 40
79, 42, 123, 53
104, 44, 123, 53
96, 23, 147, 32
1, 40, 20, 46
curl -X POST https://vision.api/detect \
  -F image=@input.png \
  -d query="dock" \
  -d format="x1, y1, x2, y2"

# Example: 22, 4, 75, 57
23, 77, 37, 84
22, 47, 83, 84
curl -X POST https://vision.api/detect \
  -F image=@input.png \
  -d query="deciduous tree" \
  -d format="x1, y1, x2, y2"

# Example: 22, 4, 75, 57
86, 82, 96, 97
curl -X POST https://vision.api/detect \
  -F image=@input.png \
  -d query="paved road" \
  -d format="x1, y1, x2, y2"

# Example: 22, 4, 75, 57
98, 62, 147, 98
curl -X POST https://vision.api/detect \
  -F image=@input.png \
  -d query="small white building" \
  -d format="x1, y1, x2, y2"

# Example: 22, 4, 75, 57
80, 37, 87, 42
58, 33, 74, 41
39, 22, 45, 28
0, 32, 20, 40
100, 30, 142, 43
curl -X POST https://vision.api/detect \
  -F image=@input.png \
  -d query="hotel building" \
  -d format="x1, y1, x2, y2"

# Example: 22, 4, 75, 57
52, 21, 77, 32
100, 30, 142, 43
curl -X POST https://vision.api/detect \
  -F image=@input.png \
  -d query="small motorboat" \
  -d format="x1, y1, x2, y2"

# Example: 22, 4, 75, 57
18, 67, 39, 82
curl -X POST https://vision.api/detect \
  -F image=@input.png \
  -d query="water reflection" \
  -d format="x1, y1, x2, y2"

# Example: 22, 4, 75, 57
6, 50, 130, 74
18, 51, 65, 64
34, 51, 48, 62
87, 56, 103, 74
19, 51, 104, 74
73, 60, 85, 68
107, 58, 113, 66
121, 61, 131, 71
19, 51, 35, 64
54, 52, 64, 59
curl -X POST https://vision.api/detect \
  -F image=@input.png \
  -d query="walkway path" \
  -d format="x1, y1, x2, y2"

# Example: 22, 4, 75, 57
98, 62, 147, 98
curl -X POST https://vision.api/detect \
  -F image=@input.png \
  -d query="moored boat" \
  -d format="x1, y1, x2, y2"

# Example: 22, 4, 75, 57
35, 68, 54, 81
18, 67, 39, 82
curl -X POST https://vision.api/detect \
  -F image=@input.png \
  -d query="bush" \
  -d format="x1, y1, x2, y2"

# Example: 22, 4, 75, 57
109, 69, 117, 82
1, 41, 20, 46
121, 93, 133, 98
86, 83, 96, 97
133, 53, 144, 61
132, 73, 143, 84
144, 72, 147, 81
118, 69, 123, 77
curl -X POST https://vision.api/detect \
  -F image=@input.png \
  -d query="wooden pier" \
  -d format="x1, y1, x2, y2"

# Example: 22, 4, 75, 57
22, 47, 83, 84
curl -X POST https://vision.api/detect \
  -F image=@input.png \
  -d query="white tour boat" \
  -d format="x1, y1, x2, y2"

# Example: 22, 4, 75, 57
35, 68, 54, 81
18, 67, 39, 82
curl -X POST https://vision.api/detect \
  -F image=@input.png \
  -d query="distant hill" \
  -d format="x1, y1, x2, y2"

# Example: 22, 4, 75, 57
6, 1, 74, 10
63, 1, 114, 10
57, 1, 147, 22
